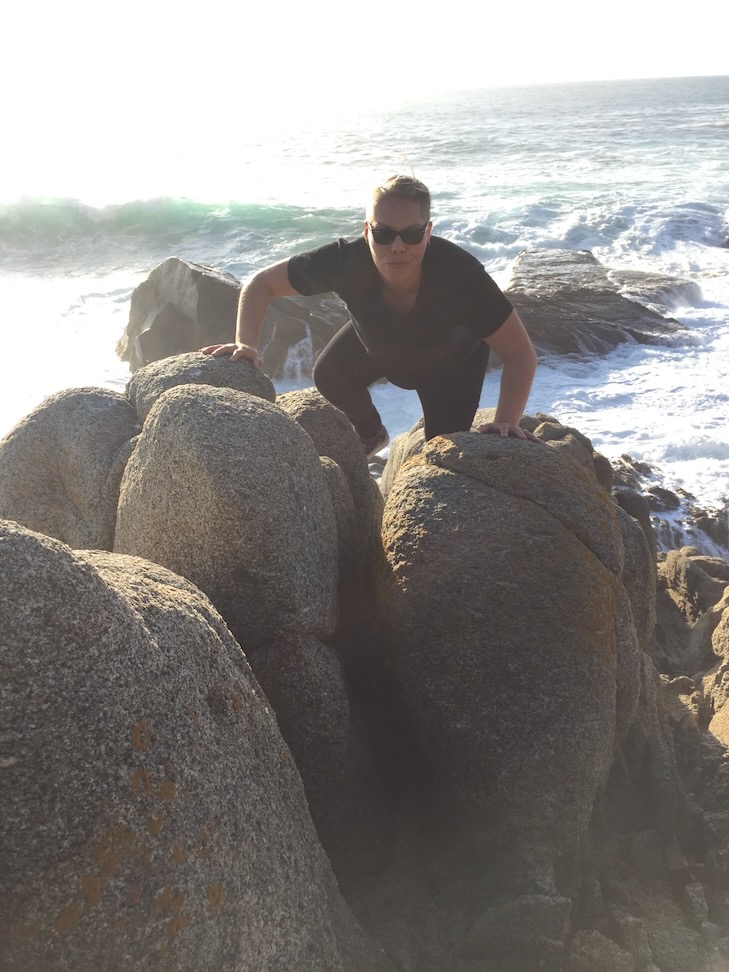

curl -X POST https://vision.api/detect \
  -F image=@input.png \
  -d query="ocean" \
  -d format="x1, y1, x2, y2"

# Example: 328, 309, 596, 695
1, 75, 727, 549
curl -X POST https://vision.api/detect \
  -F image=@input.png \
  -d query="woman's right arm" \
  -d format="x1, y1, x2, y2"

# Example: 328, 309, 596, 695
199, 260, 299, 368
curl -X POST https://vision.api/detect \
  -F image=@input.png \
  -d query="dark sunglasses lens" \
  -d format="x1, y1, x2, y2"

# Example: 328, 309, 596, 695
400, 226, 426, 244
372, 226, 396, 244
371, 225, 426, 245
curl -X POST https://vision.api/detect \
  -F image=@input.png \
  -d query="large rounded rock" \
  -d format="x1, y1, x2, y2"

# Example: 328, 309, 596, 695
126, 351, 276, 421
377, 433, 634, 892
0, 521, 393, 972
114, 383, 338, 647
0, 387, 140, 549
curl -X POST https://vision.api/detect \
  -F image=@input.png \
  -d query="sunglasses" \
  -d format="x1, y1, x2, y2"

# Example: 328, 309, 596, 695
368, 222, 429, 246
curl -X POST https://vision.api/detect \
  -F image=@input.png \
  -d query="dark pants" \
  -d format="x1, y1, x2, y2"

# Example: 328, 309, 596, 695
313, 322, 489, 442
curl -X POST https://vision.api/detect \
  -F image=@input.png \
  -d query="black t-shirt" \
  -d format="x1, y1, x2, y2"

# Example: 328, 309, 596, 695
287, 236, 513, 375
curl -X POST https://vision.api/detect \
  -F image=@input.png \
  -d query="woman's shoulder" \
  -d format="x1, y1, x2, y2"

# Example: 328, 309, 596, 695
288, 235, 376, 298
425, 236, 489, 275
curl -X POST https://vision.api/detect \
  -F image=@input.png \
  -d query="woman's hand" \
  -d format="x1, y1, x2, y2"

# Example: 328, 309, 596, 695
198, 343, 263, 368
478, 422, 541, 442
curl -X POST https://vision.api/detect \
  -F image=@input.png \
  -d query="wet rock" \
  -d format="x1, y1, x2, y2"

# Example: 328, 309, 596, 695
117, 256, 348, 380
506, 249, 686, 357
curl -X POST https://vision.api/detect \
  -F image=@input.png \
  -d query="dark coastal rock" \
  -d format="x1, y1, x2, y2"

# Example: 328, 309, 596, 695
607, 268, 703, 314
462, 892, 571, 954
614, 486, 657, 555
262, 293, 351, 382
0, 387, 140, 550
506, 249, 687, 356
0, 521, 393, 972
610, 453, 728, 558
117, 257, 240, 370
117, 256, 348, 380
126, 350, 276, 421
565, 929, 636, 971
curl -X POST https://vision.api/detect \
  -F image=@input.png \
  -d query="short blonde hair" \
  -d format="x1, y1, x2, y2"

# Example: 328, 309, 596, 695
369, 175, 431, 222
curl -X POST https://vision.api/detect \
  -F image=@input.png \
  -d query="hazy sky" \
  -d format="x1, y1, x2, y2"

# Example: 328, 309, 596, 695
6, 1, 726, 118
3, 0, 726, 200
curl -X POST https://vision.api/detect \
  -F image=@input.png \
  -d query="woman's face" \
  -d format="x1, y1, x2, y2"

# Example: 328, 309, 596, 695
364, 196, 431, 290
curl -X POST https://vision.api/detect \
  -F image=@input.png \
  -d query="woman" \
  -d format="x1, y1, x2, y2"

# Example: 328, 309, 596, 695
202, 175, 539, 453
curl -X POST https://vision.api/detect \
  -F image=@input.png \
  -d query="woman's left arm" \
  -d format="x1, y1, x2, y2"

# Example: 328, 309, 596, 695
479, 310, 540, 441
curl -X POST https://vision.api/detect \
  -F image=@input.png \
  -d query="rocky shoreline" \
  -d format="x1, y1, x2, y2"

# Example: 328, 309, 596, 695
1, 343, 727, 971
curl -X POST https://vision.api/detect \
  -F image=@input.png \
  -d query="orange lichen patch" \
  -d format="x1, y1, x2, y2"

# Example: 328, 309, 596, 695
170, 844, 186, 864
80, 873, 103, 907
11, 920, 41, 942
159, 780, 176, 801
172, 892, 187, 913
55, 902, 83, 935
92, 826, 150, 877
168, 912, 191, 937
207, 884, 224, 913
154, 887, 174, 913
131, 719, 154, 751
131, 768, 154, 797
148, 814, 165, 837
